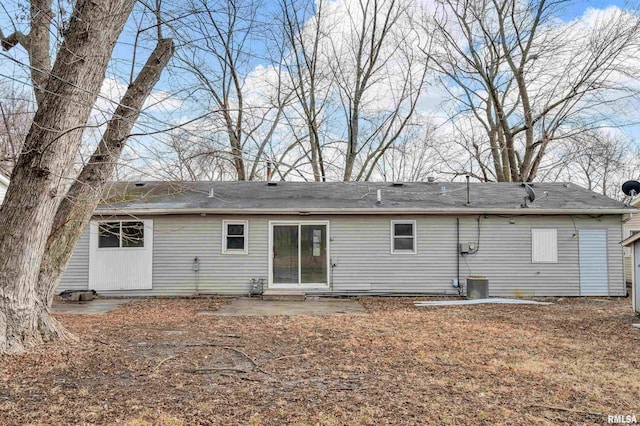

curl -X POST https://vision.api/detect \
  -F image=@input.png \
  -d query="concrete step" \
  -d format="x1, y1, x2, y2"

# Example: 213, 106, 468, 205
262, 289, 306, 301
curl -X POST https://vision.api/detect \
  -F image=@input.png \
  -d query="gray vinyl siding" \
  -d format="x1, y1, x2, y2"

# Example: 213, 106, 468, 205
329, 216, 458, 294
330, 215, 624, 297
147, 215, 269, 296
459, 215, 625, 297
57, 213, 625, 297
58, 228, 90, 292
87, 215, 269, 297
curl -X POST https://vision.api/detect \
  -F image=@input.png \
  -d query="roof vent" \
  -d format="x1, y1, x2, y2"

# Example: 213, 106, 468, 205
391, 182, 404, 187
134, 182, 145, 187
267, 182, 278, 187
208, 187, 215, 198
427, 176, 435, 183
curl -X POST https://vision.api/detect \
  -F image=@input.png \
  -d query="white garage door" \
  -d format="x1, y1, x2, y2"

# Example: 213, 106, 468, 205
579, 229, 608, 296
89, 219, 153, 291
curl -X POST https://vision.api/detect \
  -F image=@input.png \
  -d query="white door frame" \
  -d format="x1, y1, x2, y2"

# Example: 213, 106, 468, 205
268, 220, 330, 289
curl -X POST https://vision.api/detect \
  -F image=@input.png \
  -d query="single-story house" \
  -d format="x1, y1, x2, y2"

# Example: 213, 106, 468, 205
58, 181, 631, 297
0, 172, 8, 205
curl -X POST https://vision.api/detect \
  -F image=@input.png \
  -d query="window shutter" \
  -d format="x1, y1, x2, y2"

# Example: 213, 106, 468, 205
532, 228, 558, 263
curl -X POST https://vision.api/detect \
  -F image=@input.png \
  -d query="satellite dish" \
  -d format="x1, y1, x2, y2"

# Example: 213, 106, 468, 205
521, 183, 536, 208
622, 180, 640, 197
524, 184, 536, 202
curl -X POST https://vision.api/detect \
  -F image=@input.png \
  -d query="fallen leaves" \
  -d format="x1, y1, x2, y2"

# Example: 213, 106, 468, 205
0, 296, 638, 425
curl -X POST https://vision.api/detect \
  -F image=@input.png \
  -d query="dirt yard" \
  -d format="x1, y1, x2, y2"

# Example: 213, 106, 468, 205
1, 297, 638, 425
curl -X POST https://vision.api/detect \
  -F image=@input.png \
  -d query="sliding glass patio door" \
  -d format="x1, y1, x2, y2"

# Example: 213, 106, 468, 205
272, 222, 328, 287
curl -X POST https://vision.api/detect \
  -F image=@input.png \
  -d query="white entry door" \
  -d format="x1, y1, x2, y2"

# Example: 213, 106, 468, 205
89, 219, 153, 291
578, 229, 608, 296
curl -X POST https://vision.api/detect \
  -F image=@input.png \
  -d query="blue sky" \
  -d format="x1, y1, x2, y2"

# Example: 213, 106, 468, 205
560, 0, 637, 19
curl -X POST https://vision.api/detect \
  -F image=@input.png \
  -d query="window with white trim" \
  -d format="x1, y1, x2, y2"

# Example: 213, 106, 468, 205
391, 220, 416, 254
531, 228, 557, 263
223, 220, 248, 254
98, 221, 145, 248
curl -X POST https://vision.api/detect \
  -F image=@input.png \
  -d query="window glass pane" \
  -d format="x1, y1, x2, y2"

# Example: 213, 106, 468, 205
122, 222, 144, 248
301, 225, 327, 284
98, 222, 120, 248
394, 223, 413, 237
226, 236, 245, 250
227, 224, 244, 236
394, 237, 414, 251
273, 225, 298, 283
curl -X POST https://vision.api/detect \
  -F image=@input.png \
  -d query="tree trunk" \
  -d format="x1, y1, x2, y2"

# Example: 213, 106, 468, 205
308, 125, 320, 181
343, 107, 359, 181
0, 0, 136, 354
230, 133, 246, 180
35, 38, 175, 335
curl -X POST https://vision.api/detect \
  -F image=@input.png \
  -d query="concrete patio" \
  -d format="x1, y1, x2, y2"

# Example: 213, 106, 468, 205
203, 297, 369, 317
52, 298, 132, 315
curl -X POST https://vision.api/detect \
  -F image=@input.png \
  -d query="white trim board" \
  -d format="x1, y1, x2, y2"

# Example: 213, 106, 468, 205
222, 219, 249, 255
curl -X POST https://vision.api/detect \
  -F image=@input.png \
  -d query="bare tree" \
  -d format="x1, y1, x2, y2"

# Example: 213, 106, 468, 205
0, 0, 173, 353
425, 0, 640, 182
35, 37, 175, 340
325, 0, 430, 181
174, 0, 290, 181
552, 131, 640, 197
373, 123, 442, 182
142, 130, 234, 181
279, 0, 333, 181
0, 0, 136, 353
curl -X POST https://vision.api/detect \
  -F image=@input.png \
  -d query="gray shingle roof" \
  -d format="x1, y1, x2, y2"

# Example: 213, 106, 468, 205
96, 181, 630, 215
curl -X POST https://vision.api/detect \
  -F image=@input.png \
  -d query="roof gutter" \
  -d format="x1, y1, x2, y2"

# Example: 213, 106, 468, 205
94, 207, 634, 216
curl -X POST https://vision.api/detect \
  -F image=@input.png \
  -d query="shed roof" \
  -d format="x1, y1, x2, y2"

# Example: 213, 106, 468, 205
96, 181, 631, 216
621, 232, 640, 247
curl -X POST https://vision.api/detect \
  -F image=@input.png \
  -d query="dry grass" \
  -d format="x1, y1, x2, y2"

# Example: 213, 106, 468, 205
0, 296, 638, 425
